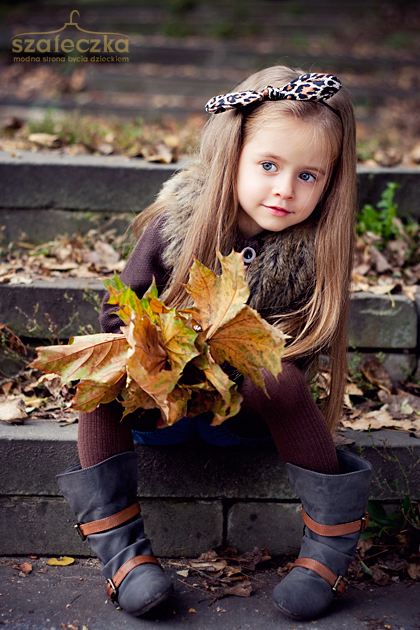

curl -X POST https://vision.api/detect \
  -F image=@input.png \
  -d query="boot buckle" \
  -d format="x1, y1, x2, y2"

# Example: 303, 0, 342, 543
332, 574, 343, 593
107, 578, 119, 603
75, 523, 87, 541
360, 512, 370, 533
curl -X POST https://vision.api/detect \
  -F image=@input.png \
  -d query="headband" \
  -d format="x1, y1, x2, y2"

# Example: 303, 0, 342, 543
205, 72, 342, 115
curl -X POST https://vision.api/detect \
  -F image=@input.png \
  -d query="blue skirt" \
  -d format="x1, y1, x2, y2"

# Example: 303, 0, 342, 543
132, 415, 273, 447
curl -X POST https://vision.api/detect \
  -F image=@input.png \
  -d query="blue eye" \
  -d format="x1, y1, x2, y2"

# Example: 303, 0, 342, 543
299, 172, 316, 182
261, 162, 276, 172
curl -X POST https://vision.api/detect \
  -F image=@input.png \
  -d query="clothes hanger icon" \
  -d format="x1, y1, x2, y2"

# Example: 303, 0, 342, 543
11, 11, 130, 40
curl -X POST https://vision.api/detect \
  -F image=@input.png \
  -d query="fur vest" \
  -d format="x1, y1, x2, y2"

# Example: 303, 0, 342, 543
157, 163, 317, 322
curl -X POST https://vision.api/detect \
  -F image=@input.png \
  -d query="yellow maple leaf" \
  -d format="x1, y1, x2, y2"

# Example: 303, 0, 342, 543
184, 250, 250, 338
31, 250, 286, 425
30, 333, 127, 387
207, 306, 286, 394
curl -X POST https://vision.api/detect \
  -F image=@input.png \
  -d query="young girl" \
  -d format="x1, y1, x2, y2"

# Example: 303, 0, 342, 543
57, 66, 372, 621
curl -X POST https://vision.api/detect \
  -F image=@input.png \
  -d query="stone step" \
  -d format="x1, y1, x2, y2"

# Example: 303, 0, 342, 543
0, 419, 417, 557
1, 152, 420, 231
82, 68, 420, 104
1, 0, 405, 39
0, 280, 418, 384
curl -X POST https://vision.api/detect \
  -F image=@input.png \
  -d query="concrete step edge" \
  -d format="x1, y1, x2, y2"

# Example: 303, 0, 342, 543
1, 151, 420, 216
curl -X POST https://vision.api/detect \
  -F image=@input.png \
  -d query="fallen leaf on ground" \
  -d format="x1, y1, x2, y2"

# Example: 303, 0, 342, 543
28, 132, 60, 148
342, 407, 420, 434
371, 566, 390, 586
189, 559, 227, 572
227, 581, 252, 597
361, 356, 393, 394
357, 539, 374, 555
12, 562, 32, 573
407, 563, 420, 580
47, 556, 74, 566
346, 383, 364, 396
378, 390, 420, 418
0, 397, 27, 423
8, 275, 33, 285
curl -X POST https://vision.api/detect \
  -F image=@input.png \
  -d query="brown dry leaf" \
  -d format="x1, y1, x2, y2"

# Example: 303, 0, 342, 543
72, 374, 127, 412
403, 285, 419, 301
357, 539, 374, 555
8, 274, 33, 285
185, 251, 251, 339
369, 246, 393, 274
396, 533, 410, 547
361, 356, 393, 394
346, 383, 364, 396
377, 390, 420, 418
0, 397, 27, 423
41, 261, 79, 271
207, 307, 286, 395
235, 547, 271, 570
28, 133, 60, 148
379, 557, 407, 572
277, 562, 294, 576
82, 242, 120, 269
12, 562, 32, 574
185, 252, 286, 393
407, 563, 420, 580
227, 581, 252, 597
368, 283, 396, 296
371, 566, 390, 586
351, 279, 371, 292
30, 333, 127, 388
145, 142, 173, 164
189, 560, 228, 572
341, 407, 420, 432
126, 315, 197, 424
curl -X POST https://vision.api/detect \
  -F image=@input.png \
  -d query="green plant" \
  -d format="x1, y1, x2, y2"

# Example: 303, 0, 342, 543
27, 108, 57, 136
361, 433, 420, 539
356, 182, 401, 247
360, 501, 406, 541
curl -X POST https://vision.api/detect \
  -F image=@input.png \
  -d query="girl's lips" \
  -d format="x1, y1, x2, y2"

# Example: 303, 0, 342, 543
263, 205, 291, 217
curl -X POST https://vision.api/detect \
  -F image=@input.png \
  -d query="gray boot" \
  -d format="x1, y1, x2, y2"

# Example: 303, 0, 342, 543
273, 450, 372, 620
57, 452, 173, 616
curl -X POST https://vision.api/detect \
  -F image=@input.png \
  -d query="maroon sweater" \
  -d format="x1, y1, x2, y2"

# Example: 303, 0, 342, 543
100, 214, 266, 336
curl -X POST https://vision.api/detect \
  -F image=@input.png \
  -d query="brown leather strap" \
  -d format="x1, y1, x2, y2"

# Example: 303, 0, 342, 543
106, 555, 163, 602
76, 503, 141, 540
293, 557, 346, 596
302, 507, 369, 537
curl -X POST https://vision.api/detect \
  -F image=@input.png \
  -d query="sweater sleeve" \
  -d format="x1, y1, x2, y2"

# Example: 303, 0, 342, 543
100, 214, 171, 334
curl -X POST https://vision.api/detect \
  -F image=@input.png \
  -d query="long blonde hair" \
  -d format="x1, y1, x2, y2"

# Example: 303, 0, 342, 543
132, 66, 357, 431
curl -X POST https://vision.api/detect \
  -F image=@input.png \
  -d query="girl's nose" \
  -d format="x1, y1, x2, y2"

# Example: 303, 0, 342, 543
272, 173, 294, 199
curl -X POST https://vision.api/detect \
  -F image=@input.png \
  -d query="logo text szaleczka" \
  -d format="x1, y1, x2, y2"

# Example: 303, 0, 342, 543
11, 11, 130, 56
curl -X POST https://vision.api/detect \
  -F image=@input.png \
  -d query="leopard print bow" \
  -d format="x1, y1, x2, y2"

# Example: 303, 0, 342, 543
205, 73, 342, 114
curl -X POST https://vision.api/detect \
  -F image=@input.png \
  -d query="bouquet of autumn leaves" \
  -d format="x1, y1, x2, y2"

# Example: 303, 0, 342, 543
30, 251, 286, 427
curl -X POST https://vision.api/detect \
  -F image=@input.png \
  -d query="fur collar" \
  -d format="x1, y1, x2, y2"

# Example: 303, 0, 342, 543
158, 163, 316, 321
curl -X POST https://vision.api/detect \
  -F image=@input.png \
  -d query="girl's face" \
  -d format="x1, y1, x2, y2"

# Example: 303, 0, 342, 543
237, 117, 330, 238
